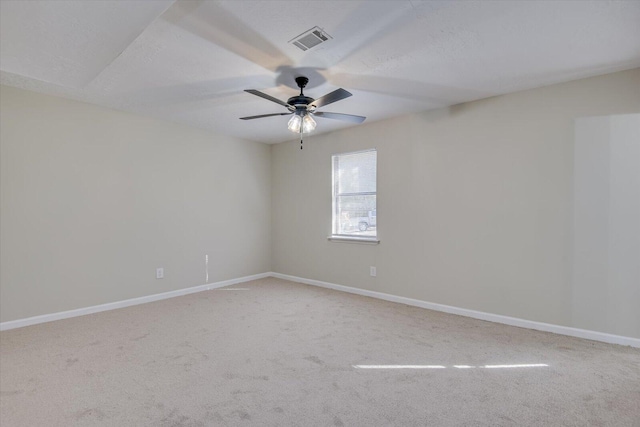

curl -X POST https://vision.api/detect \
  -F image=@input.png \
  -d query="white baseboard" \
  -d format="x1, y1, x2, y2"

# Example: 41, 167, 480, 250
271, 272, 640, 348
0, 272, 271, 331
3, 271, 639, 349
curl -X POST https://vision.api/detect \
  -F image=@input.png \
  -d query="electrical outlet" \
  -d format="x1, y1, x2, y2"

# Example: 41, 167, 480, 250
370, 266, 376, 277
156, 268, 164, 279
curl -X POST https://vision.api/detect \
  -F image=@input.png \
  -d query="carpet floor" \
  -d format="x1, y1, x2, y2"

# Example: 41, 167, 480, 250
1, 277, 639, 426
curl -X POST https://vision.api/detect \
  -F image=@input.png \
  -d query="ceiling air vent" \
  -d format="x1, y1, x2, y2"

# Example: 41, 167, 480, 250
289, 26, 332, 51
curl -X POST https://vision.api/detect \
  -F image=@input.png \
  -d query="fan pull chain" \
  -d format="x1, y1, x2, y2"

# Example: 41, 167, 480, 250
300, 138, 303, 150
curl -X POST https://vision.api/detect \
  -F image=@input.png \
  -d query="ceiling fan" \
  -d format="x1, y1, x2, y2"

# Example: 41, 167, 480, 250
240, 76, 366, 137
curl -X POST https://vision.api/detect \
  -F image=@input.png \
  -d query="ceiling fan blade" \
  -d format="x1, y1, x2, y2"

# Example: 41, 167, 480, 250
240, 112, 293, 120
312, 112, 366, 123
245, 89, 291, 108
310, 88, 352, 109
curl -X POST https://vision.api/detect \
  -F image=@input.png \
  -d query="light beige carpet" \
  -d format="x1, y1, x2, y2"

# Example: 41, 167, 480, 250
1, 277, 639, 426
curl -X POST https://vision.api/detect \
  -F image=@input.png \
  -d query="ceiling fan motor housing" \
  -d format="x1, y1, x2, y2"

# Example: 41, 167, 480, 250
287, 95, 314, 108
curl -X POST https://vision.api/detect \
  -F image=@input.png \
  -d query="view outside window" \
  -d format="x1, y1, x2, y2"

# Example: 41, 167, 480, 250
332, 149, 377, 238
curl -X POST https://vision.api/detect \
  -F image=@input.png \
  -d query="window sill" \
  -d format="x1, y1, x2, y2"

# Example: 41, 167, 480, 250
327, 236, 380, 245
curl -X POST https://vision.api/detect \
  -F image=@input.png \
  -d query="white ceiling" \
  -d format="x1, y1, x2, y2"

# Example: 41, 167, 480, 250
1, 0, 639, 144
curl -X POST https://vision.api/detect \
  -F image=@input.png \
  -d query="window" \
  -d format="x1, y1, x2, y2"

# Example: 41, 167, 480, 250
331, 149, 378, 242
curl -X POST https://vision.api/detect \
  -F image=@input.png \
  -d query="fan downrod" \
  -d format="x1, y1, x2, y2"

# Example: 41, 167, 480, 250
288, 76, 314, 105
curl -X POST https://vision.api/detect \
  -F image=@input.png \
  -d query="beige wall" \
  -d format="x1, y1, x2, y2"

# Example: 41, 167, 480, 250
271, 69, 640, 338
0, 86, 271, 322
572, 114, 640, 338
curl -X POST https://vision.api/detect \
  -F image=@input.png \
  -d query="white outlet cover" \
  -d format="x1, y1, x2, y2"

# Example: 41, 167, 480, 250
370, 266, 377, 277
156, 268, 164, 279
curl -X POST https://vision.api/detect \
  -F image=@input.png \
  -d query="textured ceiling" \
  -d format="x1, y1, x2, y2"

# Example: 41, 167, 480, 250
1, 0, 639, 144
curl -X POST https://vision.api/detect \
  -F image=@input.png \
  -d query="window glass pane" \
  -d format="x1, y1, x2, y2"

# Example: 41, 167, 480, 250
332, 149, 377, 238
336, 195, 377, 237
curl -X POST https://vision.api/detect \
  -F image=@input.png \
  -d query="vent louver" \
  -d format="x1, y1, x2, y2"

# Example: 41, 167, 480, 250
289, 26, 332, 51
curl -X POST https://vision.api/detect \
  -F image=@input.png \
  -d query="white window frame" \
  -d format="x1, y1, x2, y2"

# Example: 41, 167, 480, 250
328, 149, 379, 244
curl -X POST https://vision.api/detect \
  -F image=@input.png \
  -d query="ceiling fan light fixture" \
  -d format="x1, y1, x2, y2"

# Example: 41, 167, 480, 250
288, 112, 316, 134
287, 113, 302, 133
302, 114, 316, 133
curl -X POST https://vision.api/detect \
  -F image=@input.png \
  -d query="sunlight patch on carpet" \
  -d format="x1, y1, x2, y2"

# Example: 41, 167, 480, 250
353, 363, 549, 369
